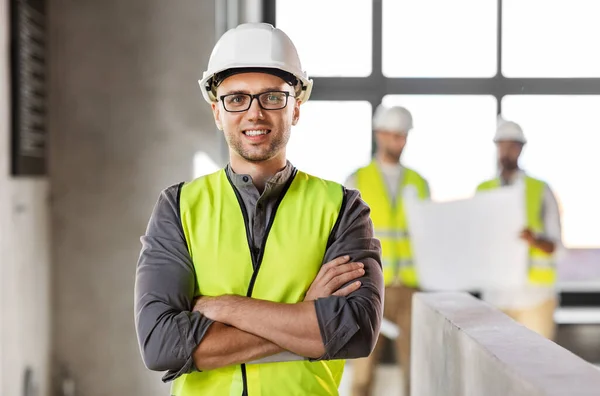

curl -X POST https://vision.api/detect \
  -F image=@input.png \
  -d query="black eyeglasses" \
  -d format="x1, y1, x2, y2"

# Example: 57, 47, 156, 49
219, 91, 295, 112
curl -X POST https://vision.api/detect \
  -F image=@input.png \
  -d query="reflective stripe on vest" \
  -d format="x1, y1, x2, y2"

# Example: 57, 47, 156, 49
356, 161, 428, 287
477, 175, 556, 285
174, 169, 345, 396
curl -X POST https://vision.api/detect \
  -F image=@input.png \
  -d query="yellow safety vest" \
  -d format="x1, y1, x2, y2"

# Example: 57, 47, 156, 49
174, 169, 346, 396
356, 161, 429, 287
477, 175, 556, 285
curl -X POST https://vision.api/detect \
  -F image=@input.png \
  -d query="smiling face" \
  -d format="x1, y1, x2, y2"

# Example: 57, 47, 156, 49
211, 72, 301, 164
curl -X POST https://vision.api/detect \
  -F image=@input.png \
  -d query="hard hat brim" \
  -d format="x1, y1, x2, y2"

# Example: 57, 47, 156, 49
493, 137, 527, 144
199, 64, 313, 104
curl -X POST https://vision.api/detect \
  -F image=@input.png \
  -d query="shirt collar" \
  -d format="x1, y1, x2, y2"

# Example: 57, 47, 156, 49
225, 160, 296, 191
499, 169, 526, 186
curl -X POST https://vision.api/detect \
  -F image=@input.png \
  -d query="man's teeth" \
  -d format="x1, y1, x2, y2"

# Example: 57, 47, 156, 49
244, 130, 269, 136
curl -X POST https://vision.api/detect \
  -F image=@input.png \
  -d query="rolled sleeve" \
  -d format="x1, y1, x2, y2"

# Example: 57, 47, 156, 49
134, 184, 214, 382
313, 188, 384, 360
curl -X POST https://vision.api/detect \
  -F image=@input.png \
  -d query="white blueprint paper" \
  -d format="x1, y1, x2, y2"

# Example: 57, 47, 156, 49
404, 184, 528, 291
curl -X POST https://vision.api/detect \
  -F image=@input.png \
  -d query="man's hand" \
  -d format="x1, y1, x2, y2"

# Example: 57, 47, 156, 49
519, 227, 556, 254
304, 255, 364, 301
193, 295, 234, 322
519, 228, 536, 246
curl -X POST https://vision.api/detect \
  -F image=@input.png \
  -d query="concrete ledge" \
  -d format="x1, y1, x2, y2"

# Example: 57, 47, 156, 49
411, 292, 600, 396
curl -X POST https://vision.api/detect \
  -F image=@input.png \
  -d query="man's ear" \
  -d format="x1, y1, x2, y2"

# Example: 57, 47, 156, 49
292, 100, 301, 126
211, 102, 223, 130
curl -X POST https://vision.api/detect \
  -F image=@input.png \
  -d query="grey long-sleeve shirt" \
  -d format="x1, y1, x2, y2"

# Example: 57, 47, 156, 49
134, 162, 384, 382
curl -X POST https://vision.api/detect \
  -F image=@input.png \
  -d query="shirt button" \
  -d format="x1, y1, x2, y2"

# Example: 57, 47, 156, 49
242, 176, 249, 183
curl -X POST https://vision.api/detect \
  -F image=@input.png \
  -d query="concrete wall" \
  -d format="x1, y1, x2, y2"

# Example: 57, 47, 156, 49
1, 1, 51, 395
48, 1, 218, 395
412, 292, 600, 396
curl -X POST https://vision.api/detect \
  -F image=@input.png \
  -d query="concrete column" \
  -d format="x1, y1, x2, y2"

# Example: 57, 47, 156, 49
48, 1, 218, 394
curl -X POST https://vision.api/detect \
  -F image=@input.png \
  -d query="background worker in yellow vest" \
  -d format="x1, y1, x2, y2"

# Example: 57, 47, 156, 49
134, 23, 384, 396
476, 117, 563, 340
345, 104, 429, 396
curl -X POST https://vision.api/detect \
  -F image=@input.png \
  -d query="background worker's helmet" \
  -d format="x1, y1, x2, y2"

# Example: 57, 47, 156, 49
373, 104, 413, 135
198, 23, 313, 104
494, 116, 527, 144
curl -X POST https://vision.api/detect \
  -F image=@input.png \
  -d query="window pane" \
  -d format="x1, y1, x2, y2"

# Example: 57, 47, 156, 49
503, 0, 600, 77
276, 0, 372, 77
287, 102, 372, 184
382, 0, 497, 77
501, 96, 600, 248
382, 95, 498, 201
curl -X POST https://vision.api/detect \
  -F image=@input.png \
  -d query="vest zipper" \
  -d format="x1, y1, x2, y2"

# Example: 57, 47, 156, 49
225, 169, 297, 396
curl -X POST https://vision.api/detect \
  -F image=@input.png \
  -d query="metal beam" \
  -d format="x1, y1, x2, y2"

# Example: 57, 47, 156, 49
309, 77, 600, 100
370, 0, 384, 154
496, 0, 503, 113
371, 0, 383, 82
262, 0, 276, 25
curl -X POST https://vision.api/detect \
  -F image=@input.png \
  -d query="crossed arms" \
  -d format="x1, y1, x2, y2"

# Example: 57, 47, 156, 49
134, 185, 383, 381
190, 256, 364, 370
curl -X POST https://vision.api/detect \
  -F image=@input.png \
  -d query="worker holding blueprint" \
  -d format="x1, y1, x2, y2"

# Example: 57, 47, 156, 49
476, 117, 563, 340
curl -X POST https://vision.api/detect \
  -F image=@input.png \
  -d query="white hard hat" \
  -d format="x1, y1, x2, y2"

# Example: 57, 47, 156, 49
494, 116, 526, 144
198, 23, 313, 104
373, 105, 413, 134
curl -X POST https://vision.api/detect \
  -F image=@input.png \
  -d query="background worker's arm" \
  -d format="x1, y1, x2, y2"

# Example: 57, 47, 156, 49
520, 184, 563, 254
196, 188, 384, 360
520, 229, 556, 254
135, 185, 282, 380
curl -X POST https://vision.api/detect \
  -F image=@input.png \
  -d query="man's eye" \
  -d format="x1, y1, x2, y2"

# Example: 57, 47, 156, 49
265, 93, 284, 102
225, 95, 249, 106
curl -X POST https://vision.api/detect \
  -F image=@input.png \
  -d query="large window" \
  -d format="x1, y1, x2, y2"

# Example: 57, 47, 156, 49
383, 0, 497, 77
287, 101, 373, 184
276, 0, 372, 77
503, 0, 600, 77
272, 0, 600, 249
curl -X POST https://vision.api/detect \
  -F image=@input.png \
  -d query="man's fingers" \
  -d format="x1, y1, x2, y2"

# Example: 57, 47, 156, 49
328, 267, 365, 291
322, 255, 351, 271
332, 281, 362, 297
322, 262, 364, 284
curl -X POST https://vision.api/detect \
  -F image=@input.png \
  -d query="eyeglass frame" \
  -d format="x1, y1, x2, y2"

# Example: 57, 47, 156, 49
219, 90, 296, 113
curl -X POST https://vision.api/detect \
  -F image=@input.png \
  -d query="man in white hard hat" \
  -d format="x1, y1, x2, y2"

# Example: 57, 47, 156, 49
345, 104, 429, 396
134, 23, 384, 396
476, 116, 562, 340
